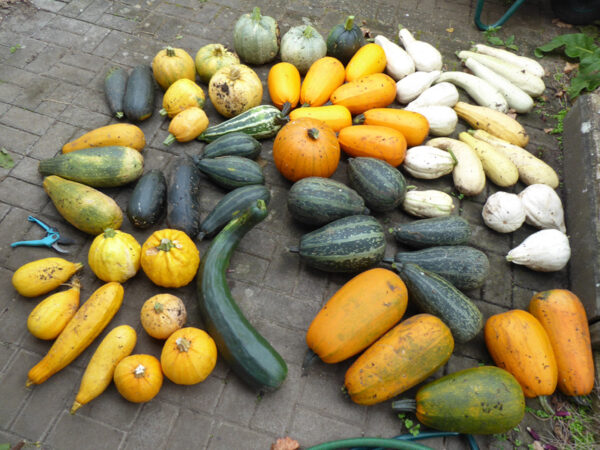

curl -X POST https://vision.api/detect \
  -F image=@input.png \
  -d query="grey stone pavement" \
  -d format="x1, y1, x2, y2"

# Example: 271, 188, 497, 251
0, 0, 597, 449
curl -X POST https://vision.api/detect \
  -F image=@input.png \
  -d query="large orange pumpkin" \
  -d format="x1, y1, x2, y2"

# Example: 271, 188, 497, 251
272, 117, 340, 182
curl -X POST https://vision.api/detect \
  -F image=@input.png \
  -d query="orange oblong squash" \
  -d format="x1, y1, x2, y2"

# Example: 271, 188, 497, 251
306, 268, 408, 364
529, 289, 595, 396
356, 108, 429, 147
338, 124, 407, 166
484, 309, 557, 398
268, 62, 301, 110
345, 314, 454, 405
289, 105, 352, 132
330, 73, 396, 115
345, 43, 386, 82
300, 57, 345, 107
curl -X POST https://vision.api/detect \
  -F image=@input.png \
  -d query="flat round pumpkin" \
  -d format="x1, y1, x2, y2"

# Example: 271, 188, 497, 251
160, 327, 217, 385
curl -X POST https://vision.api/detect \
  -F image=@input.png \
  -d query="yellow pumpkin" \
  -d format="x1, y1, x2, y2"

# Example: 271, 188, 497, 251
152, 46, 196, 90
208, 64, 263, 118
140, 294, 187, 339
140, 229, 200, 288
88, 229, 141, 283
195, 43, 240, 85
160, 327, 217, 385
164, 107, 209, 145
113, 354, 163, 403
27, 278, 81, 340
160, 79, 206, 118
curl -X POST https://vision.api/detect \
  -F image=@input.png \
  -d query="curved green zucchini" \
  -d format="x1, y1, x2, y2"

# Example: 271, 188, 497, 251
195, 155, 265, 190
291, 215, 386, 272
127, 169, 167, 229
287, 177, 369, 226
198, 132, 262, 160
123, 65, 154, 122
104, 67, 128, 119
167, 157, 202, 239
390, 216, 472, 249
384, 246, 489, 290
394, 262, 483, 343
196, 199, 288, 391
347, 157, 407, 212
38, 146, 144, 188
198, 184, 271, 240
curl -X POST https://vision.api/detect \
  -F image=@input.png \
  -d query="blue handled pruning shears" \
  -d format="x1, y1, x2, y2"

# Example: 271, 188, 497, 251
11, 216, 73, 253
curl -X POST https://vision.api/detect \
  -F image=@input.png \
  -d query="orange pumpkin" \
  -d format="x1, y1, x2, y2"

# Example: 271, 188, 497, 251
140, 229, 200, 288
356, 108, 430, 147
300, 57, 345, 107
529, 289, 595, 396
338, 125, 407, 166
288, 105, 352, 133
484, 309, 557, 398
140, 294, 187, 339
330, 73, 396, 115
268, 62, 301, 110
272, 117, 340, 182
113, 354, 163, 403
160, 327, 217, 385
152, 46, 196, 90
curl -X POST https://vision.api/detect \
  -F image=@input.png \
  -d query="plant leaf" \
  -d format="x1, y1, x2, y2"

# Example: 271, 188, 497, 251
0, 148, 15, 169
535, 33, 597, 58
487, 36, 504, 46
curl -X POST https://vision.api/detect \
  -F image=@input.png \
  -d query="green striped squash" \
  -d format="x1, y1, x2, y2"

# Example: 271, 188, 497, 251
347, 157, 407, 212
390, 216, 472, 249
194, 156, 265, 190
198, 132, 262, 160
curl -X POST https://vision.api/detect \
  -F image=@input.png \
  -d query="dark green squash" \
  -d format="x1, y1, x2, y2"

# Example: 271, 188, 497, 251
123, 65, 155, 122
104, 67, 128, 119
326, 15, 366, 65
194, 155, 265, 190
197, 132, 262, 160
347, 157, 407, 212
167, 157, 202, 239
389, 216, 472, 249
127, 169, 167, 229
197, 199, 287, 391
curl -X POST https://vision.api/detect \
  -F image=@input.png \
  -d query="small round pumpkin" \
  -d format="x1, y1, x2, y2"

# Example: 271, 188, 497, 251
280, 24, 327, 75
88, 229, 141, 283
195, 43, 240, 85
113, 354, 163, 403
140, 294, 187, 339
208, 64, 263, 118
140, 229, 200, 288
326, 15, 366, 65
233, 7, 280, 65
160, 327, 217, 385
160, 79, 206, 118
152, 46, 196, 91
273, 117, 340, 182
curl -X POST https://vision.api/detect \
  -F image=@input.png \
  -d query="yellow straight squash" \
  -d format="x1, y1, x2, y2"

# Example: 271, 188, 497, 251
62, 124, 145, 153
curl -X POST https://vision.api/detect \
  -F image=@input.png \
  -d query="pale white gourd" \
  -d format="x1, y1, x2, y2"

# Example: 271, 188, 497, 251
436, 71, 508, 112
456, 50, 545, 97
473, 44, 545, 78
404, 105, 457, 136
464, 57, 534, 114
396, 70, 441, 104
402, 145, 456, 179
402, 189, 455, 218
374, 35, 415, 80
518, 184, 566, 233
280, 24, 327, 75
407, 82, 459, 108
481, 192, 526, 233
506, 229, 570, 272
398, 27, 442, 72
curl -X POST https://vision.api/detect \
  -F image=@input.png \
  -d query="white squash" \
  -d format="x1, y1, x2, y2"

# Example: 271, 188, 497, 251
404, 105, 457, 136
518, 184, 566, 233
481, 192, 526, 233
436, 71, 508, 112
473, 44, 546, 78
398, 27, 442, 72
280, 24, 327, 75
396, 70, 441, 104
402, 189, 455, 218
407, 82, 459, 109
374, 35, 415, 80
402, 145, 456, 179
506, 229, 570, 272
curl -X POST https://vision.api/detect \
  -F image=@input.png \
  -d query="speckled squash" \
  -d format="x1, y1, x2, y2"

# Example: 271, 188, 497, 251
209, 64, 263, 118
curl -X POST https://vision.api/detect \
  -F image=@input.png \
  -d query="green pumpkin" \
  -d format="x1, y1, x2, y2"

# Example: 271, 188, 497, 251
280, 25, 327, 75
233, 7, 280, 65
326, 15, 365, 65
195, 44, 240, 85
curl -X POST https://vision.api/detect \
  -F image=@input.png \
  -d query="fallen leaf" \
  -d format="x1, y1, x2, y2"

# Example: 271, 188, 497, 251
552, 18, 573, 28
544, 128, 554, 133
360, 27, 372, 39
533, 442, 544, 450
0, 148, 14, 169
271, 437, 300, 450
563, 61, 579, 74
446, 27, 454, 33
507, 111, 518, 120
555, 90, 566, 98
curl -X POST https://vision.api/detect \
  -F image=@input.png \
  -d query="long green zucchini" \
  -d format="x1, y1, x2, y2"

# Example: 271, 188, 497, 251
196, 199, 287, 391
390, 216, 472, 249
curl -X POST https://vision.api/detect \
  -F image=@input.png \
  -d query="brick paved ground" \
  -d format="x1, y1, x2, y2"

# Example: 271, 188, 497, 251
0, 0, 590, 449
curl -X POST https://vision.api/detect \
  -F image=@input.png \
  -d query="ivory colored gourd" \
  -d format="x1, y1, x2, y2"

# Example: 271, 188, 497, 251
62, 124, 146, 153
288, 105, 352, 132
529, 289, 595, 396
306, 268, 408, 364
88, 228, 141, 283
209, 64, 263, 118
12, 257, 83, 298
484, 309, 557, 398
355, 108, 429, 147
338, 125, 407, 167
345, 43, 387, 82
300, 57, 345, 107
140, 294, 187, 339
330, 73, 397, 115
71, 325, 137, 413
268, 62, 301, 110
113, 354, 163, 403
27, 279, 81, 340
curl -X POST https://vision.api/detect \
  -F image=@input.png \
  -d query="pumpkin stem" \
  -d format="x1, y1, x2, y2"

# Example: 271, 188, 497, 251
154, 301, 164, 313
165, 46, 176, 57
115, 111, 124, 119
159, 108, 168, 116
447, 149, 458, 166
70, 401, 82, 414
381, 257, 394, 264
406, 185, 417, 191
103, 228, 116, 238
303, 25, 315, 38
229, 66, 241, 81
251, 6, 261, 21
390, 399, 417, 412
176, 337, 191, 352
163, 134, 177, 146
287, 246, 300, 253
213, 45, 224, 57
156, 238, 175, 252
307, 128, 319, 140
538, 395, 554, 415
344, 15, 355, 31
353, 113, 366, 125
134, 364, 147, 378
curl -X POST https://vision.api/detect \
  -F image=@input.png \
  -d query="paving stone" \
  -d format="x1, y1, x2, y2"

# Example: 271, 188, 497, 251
166, 408, 214, 449
289, 405, 362, 448
12, 77, 60, 112
208, 420, 275, 449
123, 401, 178, 450
59, 103, 111, 129
30, 0, 65, 13
0, 350, 38, 429
28, 120, 78, 160
253, 318, 307, 367
481, 252, 513, 308
254, 288, 320, 333
58, 0, 95, 17
0, 81, 24, 103
214, 373, 258, 426
79, 0, 112, 21
46, 62, 97, 87
48, 412, 125, 448
0, 106, 55, 137
92, 29, 130, 59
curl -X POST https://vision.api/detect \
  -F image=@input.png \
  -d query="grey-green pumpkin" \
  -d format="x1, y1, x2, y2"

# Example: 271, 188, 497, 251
280, 24, 327, 75
233, 7, 280, 65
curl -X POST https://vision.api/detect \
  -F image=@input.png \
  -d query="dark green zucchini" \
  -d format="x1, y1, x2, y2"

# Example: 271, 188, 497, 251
347, 157, 407, 212
127, 169, 167, 229
289, 215, 385, 273
394, 262, 483, 343
383, 246, 489, 291
198, 184, 271, 240
197, 132, 262, 160
197, 199, 287, 391
287, 177, 369, 226
390, 216, 472, 249
104, 67, 128, 119
194, 155, 264, 190
123, 65, 154, 122
167, 157, 202, 238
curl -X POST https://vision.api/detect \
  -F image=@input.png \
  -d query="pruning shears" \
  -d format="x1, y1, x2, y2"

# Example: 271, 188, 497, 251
11, 216, 74, 253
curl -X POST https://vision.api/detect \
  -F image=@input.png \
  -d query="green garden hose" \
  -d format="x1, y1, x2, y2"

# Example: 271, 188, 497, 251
306, 437, 433, 450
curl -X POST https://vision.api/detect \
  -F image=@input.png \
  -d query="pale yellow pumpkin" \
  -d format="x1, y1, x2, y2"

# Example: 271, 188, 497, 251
140, 294, 187, 339
88, 229, 141, 283
208, 64, 263, 118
